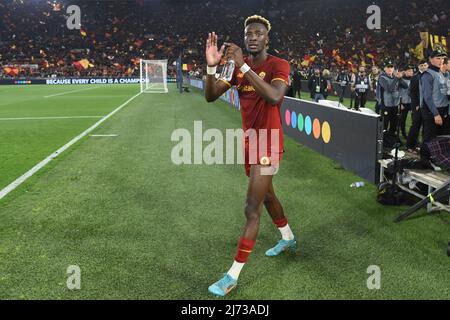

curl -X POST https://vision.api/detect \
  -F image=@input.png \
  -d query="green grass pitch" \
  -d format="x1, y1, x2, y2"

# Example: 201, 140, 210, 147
0, 84, 449, 299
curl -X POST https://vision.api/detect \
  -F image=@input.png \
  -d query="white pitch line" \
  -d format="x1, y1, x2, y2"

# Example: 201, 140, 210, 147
0, 92, 141, 201
0, 116, 104, 121
89, 134, 119, 137
44, 86, 100, 98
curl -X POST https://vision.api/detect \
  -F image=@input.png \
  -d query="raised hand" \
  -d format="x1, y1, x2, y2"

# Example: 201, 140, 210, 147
223, 42, 245, 68
205, 32, 225, 67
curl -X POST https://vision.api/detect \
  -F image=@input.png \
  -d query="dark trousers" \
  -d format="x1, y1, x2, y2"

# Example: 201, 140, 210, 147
406, 105, 423, 149
338, 86, 346, 103
313, 93, 325, 102
292, 83, 301, 99
354, 91, 368, 110
176, 74, 183, 93
420, 107, 450, 159
286, 86, 294, 97
375, 102, 381, 115
382, 106, 399, 136
350, 91, 355, 108
399, 103, 411, 138
421, 107, 450, 143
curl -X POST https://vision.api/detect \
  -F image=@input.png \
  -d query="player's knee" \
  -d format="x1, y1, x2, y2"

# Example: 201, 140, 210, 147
244, 199, 260, 221
263, 193, 274, 207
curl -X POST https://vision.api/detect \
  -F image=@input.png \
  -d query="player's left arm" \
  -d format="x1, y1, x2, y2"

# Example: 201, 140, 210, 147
225, 43, 287, 105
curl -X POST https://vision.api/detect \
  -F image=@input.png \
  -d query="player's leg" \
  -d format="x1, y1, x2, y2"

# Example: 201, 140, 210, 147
264, 181, 297, 257
208, 165, 271, 296
242, 164, 273, 239
263, 181, 284, 221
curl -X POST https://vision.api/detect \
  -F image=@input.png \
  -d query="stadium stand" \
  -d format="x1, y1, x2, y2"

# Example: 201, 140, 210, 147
0, 0, 448, 78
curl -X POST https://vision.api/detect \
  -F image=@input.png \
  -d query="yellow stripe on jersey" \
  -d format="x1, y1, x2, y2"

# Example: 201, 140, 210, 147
271, 77, 288, 85
218, 78, 232, 88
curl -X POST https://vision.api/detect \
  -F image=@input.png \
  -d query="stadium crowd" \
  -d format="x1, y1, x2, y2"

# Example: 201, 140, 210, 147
0, 0, 448, 79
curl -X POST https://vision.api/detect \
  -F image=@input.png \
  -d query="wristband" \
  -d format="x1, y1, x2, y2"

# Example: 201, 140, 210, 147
207, 65, 217, 75
240, 63, 251, 74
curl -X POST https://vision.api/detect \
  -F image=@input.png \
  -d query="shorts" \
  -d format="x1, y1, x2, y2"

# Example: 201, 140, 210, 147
243, 129, 283, 176
244, 149, 283, 177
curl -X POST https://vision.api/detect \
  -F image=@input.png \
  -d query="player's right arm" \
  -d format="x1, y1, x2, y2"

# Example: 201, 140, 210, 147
205, 32, 230, 102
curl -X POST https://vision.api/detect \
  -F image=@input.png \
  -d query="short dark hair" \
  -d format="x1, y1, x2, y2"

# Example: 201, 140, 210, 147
244, 15, 271, 32
418, 59, 427, 65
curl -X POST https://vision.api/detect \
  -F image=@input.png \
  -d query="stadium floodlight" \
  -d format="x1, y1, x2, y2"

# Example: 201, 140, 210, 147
140, 59, 168, 93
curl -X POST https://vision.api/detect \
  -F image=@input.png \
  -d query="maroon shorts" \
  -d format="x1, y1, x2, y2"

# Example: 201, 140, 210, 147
244, 149, 283, 177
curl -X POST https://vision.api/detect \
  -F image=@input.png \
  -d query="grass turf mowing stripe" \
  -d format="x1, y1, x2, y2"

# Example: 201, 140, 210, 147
43, 86, 101, 98
89, 134, 119, 137
0, 92, 141, 201
0, 116, 104, 121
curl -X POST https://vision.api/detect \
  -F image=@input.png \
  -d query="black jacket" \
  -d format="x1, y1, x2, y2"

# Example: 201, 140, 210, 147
292, 70, 302, 86
409, 72, 422, 109
308, 75, 327, 98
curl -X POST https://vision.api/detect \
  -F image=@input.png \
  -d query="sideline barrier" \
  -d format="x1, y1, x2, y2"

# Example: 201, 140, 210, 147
0, 77, 177, 85
281, 97, 383, 184
189, 78, 383, 183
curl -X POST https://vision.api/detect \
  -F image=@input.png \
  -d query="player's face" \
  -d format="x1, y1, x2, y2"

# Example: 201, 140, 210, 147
244, 23, 268, 55
372, 66, 379, 74
405, 69, 413, 77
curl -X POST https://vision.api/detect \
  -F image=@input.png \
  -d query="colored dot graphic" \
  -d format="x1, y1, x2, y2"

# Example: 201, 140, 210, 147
304, 116, 312, 135
322, 121, 331, 143
285, 109, 291, 126
284, 109, 332, 144
313, 118, 321, 139
297, 113, 304, 131
291, 111, 297, 129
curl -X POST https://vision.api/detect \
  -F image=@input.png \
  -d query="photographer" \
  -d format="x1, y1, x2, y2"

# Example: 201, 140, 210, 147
308, 67, 328, 102
335, 68, 350, 103
351, 65, 370, 110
